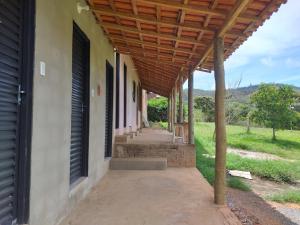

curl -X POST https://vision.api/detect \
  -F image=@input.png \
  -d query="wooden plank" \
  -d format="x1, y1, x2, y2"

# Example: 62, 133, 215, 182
98, 22, 208, 46
111, 36, 203, 55
196, 0, 252, 69
94, 7, 246, 37
137, 0, 258, 22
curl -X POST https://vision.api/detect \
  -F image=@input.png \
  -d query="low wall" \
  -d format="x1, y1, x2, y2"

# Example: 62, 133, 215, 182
114, 143, 196, 167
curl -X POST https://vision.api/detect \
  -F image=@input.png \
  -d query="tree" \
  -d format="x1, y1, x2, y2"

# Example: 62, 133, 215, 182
147, 97, 168, 122
194, 96, 215, 122
251, 84, 297, 140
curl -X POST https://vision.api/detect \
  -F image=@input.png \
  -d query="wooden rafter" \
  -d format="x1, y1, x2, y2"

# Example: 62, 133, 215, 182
90, 0, 286, 95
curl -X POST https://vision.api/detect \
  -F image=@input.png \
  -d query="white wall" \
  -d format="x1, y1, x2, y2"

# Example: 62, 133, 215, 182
115, 54, 140, 135
30, 1, 115, 225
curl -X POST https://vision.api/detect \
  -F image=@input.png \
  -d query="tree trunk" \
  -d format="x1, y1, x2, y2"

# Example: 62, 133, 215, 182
272, 127, 276, 141
246, 117, 250, 133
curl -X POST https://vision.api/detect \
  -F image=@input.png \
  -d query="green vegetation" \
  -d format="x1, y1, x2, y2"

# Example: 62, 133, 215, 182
200, 122, 300, 160
195, 135, 251, 191
194, 96, 215, 122
227, 177, 251, 191
195, 123, 300, 184
148, 97, 168, 122
269, 191, 300, 204
251, 84, 297, 140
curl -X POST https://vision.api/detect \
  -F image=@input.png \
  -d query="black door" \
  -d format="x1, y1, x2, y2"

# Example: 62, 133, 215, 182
123, 64, 127, 127
105, 61, 114, 158
70, 23, 90, 185
115, 53, 120, 129
0, 0, 34, 224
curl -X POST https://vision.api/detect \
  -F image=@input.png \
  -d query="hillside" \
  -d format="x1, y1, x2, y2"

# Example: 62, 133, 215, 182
183, 84, 300, 103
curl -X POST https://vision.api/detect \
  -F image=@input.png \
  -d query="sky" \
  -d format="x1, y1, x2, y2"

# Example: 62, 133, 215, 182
184, 0, 300, 90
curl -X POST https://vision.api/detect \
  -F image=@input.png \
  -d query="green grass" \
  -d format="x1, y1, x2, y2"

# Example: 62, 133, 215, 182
227, 177, 251, 191
204, 122, 300, 160
195, 136, 251, 191
195, 123, 300, 184
269, 190, 300, 204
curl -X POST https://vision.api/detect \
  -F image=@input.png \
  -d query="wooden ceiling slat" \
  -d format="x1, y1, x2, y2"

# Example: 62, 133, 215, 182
100, 22, 209, 46
137, 0, 258, 21
90, 0, 286, 95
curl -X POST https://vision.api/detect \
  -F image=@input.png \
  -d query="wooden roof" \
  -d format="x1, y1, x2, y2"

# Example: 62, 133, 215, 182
88, 0, 286, 97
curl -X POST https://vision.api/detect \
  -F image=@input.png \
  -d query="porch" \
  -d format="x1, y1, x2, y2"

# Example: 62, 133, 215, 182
60, 168, 240, 225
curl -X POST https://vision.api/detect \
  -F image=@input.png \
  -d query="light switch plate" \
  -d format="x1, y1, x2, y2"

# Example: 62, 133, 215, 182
40, 61, 46, 76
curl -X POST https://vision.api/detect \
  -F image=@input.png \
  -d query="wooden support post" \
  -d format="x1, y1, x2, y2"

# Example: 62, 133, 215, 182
168, 97, 171, 131
172, 87, 176, 131
170, 91, 174, 132
214, 36, 227, 205
179, 75, 184, 123
188, 69, 194, 144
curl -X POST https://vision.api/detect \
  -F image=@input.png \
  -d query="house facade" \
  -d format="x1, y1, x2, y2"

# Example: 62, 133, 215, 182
1, 1, 142, 225
0, 0, 285, 225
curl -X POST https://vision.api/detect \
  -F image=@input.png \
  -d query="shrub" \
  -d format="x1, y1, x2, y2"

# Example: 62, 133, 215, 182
148, 97, 168, 122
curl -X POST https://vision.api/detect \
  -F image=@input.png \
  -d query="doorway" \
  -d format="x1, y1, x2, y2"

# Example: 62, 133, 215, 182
105, 61, 114, 158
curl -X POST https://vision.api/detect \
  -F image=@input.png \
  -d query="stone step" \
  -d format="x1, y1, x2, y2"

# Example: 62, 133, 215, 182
110, 157, 167, 170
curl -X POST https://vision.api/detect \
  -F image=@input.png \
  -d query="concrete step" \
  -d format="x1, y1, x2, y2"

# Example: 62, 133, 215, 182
115, 135, 129, 143
110, 157, 167, 170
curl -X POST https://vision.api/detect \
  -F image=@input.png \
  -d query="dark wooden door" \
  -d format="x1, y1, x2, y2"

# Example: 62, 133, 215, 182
70, 23, 90, 185
105, 61, 114, 158
0, 0, 34, 224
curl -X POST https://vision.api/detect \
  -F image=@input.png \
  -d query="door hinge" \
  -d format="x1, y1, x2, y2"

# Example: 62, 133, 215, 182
18, 84, 26, 105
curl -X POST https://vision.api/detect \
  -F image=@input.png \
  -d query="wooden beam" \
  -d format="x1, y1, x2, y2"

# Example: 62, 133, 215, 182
135, 67, 176, 80
126, 48, 198, 63
111, 36, 203, 55
137, 0, 258, 22
134, 62, 179, 74
189, 0, 218, 60
196, 0, 251, 69
93, 7, 246, 38
135, 64, 178, 76
141, 83, 169, 96
131, 56, 190, 68
98, 22, 209, 46
133, 59, 180, 71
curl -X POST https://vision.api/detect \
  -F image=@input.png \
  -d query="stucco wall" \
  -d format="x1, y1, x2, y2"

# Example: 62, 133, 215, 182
30, 1, 115, 225
115, 54, 140, 135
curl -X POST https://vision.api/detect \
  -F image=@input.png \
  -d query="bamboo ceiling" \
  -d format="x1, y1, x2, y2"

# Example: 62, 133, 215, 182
88, 0, 286, 96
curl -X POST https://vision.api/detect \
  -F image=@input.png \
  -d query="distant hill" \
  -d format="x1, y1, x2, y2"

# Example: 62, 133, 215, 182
183, 84, 300, 103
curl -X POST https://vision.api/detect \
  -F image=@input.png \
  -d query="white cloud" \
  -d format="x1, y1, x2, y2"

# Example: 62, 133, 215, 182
225, 55, 250, 70
285, 58, 300, 68
260, 57, 275, 67
229, 0, 300, 58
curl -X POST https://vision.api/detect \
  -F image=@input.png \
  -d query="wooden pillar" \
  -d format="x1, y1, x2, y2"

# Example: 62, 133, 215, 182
172, 87, 176, 129
170, 91, 174, 132
168, 97, 171, 131
214, 36, 227, 205
188, 69, 194, 144
179, 75, 183, 123
140, 87, 143, 130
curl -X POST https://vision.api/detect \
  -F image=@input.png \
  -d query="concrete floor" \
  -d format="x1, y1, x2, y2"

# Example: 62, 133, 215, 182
60, 168, 241, 225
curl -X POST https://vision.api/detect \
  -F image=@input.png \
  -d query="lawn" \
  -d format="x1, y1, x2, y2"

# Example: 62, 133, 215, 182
195, 123, 300, 185
198, 123, 300, 160
269, 191, 300, 204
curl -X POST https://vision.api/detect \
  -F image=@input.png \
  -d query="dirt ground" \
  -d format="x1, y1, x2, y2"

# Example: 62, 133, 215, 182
227, 188, 298, 225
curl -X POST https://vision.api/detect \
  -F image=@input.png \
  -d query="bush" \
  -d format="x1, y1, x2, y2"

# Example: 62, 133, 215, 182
148, 97, 168, 122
